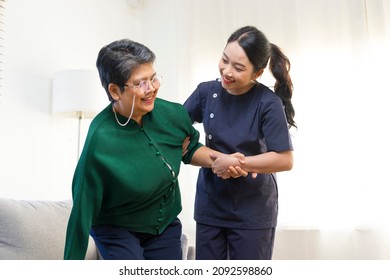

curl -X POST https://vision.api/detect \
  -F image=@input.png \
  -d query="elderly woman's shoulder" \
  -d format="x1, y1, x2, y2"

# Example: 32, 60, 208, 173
155, 97, 184, 109
155, 97, 187, 115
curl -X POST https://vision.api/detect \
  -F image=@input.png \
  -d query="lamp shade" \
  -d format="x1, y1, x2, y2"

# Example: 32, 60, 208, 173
52, 69, 107, 119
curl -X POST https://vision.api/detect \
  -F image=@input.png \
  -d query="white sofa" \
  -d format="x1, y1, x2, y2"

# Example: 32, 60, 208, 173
0, 198, 193, 260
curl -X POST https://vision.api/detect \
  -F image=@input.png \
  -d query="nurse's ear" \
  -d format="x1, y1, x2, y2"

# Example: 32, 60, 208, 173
252, 69, 264, 81
108, 83, 121, 101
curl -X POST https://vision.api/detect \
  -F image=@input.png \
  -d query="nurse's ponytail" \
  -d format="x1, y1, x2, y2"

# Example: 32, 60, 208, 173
269, 43, 296, 128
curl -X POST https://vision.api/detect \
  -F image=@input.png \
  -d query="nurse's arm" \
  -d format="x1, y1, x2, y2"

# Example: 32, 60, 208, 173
213, 150, 293, 176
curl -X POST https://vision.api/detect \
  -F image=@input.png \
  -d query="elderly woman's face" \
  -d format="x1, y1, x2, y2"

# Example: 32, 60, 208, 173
112, 62, 160, 124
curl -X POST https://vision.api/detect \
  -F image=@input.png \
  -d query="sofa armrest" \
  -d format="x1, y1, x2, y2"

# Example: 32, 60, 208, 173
0, 198, 98, 260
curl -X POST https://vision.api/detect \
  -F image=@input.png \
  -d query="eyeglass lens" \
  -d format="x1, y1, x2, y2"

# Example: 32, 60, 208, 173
139, 76, 161, 94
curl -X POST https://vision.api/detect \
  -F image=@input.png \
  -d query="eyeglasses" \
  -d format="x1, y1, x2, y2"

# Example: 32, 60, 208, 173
124, 74, 162, 95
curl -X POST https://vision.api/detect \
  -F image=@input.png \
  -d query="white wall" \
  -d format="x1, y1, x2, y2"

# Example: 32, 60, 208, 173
1, 0, 141, 200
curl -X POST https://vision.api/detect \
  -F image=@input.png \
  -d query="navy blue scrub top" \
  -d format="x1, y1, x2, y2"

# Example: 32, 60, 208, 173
184, 79, 293, 229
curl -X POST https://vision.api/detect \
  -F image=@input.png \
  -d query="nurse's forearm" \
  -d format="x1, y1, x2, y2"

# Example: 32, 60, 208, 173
243, 151, 293, 174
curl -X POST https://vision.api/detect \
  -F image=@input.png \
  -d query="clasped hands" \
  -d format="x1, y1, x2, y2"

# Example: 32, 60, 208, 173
182, 136, 256, 179
210, 152, 257, 179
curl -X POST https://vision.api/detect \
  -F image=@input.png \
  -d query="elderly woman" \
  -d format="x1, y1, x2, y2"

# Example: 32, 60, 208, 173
63, 39, 246, 260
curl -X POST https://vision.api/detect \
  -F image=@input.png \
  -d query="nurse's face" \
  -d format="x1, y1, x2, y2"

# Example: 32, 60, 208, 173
218, 41, 262, 95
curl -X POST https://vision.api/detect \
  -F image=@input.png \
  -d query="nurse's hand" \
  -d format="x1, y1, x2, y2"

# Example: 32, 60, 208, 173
181, 136, 190, 156
228, 165, 257, 178
210, 153, 248, 179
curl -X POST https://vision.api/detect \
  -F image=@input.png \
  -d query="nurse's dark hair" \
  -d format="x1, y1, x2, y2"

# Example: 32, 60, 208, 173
227, 26, 296, 128
96, 39, 156, 102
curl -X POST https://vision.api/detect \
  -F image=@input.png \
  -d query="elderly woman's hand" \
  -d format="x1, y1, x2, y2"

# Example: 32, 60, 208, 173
210, 153, 250, 179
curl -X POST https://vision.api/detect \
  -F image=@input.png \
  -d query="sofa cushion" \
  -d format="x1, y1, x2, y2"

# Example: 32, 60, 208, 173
0, 198, 97, 260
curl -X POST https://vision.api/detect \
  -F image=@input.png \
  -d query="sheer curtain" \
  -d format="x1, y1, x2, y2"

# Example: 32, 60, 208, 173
142, 0, 390, 259
0, 0, 4, 114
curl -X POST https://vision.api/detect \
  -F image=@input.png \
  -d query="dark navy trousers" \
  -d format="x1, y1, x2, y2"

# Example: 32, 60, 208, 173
196, 223, 275, 260
90, 218, 182, 260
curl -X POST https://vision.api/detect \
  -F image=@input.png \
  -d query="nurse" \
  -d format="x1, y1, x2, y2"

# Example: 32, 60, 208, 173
184, 26, 296, 260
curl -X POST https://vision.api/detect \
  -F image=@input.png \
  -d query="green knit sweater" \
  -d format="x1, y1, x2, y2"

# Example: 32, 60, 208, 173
64, 98, 202, 260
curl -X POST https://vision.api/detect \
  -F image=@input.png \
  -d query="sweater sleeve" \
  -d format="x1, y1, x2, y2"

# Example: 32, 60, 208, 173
63, 137, 103, 260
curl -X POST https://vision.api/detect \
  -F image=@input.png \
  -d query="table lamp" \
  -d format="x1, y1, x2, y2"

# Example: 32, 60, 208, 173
52, 69, 106, 158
